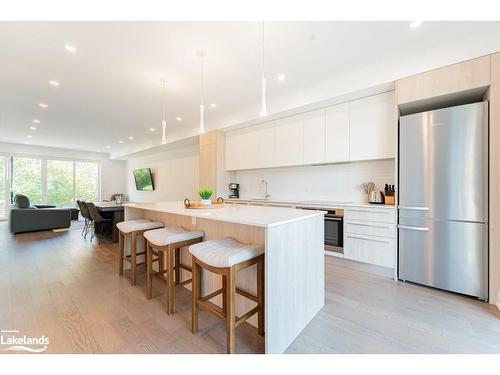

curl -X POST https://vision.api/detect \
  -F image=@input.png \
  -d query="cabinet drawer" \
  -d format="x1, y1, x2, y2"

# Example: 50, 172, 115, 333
344, 208, 395, 223
344, 234, 395, 268
344, 219, 395, 238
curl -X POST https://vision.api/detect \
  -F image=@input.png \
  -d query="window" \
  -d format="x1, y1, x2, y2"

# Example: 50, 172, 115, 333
11, 157, 43, 205
75, 162, 99, 202
0, 156, 6, 219
47, 160, 74, 207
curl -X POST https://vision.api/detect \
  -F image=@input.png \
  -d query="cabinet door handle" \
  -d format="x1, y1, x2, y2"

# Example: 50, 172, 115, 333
346, 235, 390, 244
347, 222, 389, 229
348, 209, 391, 214
398, 225, 429, 232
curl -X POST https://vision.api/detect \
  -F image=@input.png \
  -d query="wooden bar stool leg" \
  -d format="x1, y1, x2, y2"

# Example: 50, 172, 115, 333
191, 258, 201, 334
222, 275, 227, 314
226, 267, 236, 354
174, 247, 181, 285
166, 246, 175, 314
118, 232, 124, 276
257, 258, 265, 337
130, 232, 137, 286
146, 242, 153, 300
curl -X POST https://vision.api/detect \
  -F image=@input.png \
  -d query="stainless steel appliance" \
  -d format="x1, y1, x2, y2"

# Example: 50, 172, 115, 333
368, 191, 384, 204
228, 183, 239, 198
300, 206, 344, 254
398, 101, 488, 300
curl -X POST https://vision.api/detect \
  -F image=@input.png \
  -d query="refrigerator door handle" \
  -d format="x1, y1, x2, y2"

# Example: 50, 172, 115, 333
398, 206, 429, 211
398, 225, 429, 231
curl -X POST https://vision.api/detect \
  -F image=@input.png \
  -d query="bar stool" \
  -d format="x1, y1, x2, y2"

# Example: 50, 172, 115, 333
144, 227, 205, 314
189, 237, 265, 354
117, 219, 164, 285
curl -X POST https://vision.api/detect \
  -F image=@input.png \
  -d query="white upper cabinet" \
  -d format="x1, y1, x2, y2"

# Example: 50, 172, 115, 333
349, 91, 396, 161
225, 124, 274, 170
225, 91, 396, 170
325, 102, 350, 163
274, 115, 304, 167
303, 109, 326, 165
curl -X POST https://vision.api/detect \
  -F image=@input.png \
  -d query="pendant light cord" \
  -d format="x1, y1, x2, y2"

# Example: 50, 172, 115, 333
200, 53, 205, 105
261, 21, 265, 74
161, 80, 166, 121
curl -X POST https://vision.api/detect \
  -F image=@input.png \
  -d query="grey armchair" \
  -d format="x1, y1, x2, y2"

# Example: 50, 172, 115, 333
8, 194, 71, 234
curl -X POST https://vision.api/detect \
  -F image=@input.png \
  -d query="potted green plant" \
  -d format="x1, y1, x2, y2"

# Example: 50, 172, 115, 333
198, 187, 213, 206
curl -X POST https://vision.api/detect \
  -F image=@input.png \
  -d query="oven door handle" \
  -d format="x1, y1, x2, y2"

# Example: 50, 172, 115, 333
325, 217, 342, 221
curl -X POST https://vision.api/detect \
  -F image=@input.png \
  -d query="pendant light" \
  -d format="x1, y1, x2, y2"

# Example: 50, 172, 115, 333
197, 50, 207, 133
160, 79, 167, 144
259, 21, 268, 117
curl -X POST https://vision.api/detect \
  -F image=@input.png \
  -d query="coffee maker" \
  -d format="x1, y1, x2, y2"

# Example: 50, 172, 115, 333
228, 183, 239, 198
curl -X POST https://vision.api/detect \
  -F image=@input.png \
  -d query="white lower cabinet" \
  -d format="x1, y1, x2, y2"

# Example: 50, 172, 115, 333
343, 208, 396, 269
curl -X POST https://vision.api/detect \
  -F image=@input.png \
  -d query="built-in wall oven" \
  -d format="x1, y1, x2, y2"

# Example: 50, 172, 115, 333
300, 207, 344, 255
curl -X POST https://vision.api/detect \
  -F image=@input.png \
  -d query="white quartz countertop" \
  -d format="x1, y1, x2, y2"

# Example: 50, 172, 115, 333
225, 198, 396, 210
123, 201, 326, 228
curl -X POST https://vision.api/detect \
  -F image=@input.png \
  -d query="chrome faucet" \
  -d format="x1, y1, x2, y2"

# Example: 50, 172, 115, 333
261, 179, 270, 199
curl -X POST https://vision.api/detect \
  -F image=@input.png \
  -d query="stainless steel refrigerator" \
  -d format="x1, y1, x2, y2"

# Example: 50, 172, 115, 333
398, 101, 488, 300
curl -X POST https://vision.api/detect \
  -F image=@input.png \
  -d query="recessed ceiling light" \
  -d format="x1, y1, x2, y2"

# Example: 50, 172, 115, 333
128, 136, 134, 140
149, 127, 156, 132
24, 141, 30, 145
32, 119, 40, 124
97, 150, 101, 153
118, 140, 123, 144
277, 74, 286, 82
175, 117, 183, 122
105, 145, 111, 149
29, 126, 37, 130
26, 135, 32, 138
65, 44, 77, 53
49, 80, 60, 87
39, 103, 48, 108
210, 103, 216, 108
409, 21, 423, 29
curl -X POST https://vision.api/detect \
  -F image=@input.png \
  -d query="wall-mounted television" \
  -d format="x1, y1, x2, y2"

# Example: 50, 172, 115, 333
133, 168, 154, 191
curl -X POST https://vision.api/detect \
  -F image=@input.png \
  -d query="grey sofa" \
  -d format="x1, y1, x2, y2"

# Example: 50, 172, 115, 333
8, 195, 71, 234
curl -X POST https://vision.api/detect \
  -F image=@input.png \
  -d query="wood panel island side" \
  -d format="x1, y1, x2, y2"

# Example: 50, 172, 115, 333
123, 201, 325, 354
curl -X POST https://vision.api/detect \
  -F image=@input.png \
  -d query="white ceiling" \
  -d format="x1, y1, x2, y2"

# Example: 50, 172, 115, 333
1, 21, 500, 158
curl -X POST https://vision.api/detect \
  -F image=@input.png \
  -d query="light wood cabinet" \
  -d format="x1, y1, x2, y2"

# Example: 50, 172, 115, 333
325, 103, 350, 163
396, 55, 491, 105
491, 53, 500, 85
349, 91, 396, 161
303, 109, 326, 164
274, 115, 304, 167
199, 131, 227, 196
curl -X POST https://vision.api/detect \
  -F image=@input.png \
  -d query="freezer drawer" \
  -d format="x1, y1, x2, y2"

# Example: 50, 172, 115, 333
398, 218, 488, 299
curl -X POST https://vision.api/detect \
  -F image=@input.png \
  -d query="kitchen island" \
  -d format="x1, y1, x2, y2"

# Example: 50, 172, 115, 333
123, 201, 325, 354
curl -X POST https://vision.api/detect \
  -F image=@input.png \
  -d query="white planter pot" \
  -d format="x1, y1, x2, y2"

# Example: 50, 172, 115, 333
200, 198, 212, 206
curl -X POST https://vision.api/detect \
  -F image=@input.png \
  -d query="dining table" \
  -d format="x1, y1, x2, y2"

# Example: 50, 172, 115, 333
94, 201, 125, 242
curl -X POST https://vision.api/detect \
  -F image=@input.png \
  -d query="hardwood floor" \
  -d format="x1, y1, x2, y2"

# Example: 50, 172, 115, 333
1, 222, 499, 354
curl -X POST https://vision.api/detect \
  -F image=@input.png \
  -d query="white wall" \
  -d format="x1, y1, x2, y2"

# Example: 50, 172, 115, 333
126, 145, 199, 202
0, 142, 126, 201
233, 159, 395, 203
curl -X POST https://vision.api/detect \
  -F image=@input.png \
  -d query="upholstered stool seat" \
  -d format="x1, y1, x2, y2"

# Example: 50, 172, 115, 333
144, 227, 204, 314
189, 237, 264, 268
116, 219, 163, 233
117, 219, 164, 285
189, 237, 265, 354
144, 227, 205, 247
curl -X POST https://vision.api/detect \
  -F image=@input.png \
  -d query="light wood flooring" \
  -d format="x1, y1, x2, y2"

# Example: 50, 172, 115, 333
1, 222, 499, 354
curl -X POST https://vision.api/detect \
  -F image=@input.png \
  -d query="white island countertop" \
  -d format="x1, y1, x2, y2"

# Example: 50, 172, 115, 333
123, 201, 326, 228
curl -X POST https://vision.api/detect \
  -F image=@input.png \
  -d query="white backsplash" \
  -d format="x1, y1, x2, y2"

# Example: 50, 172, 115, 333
233, 159, 395, 203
